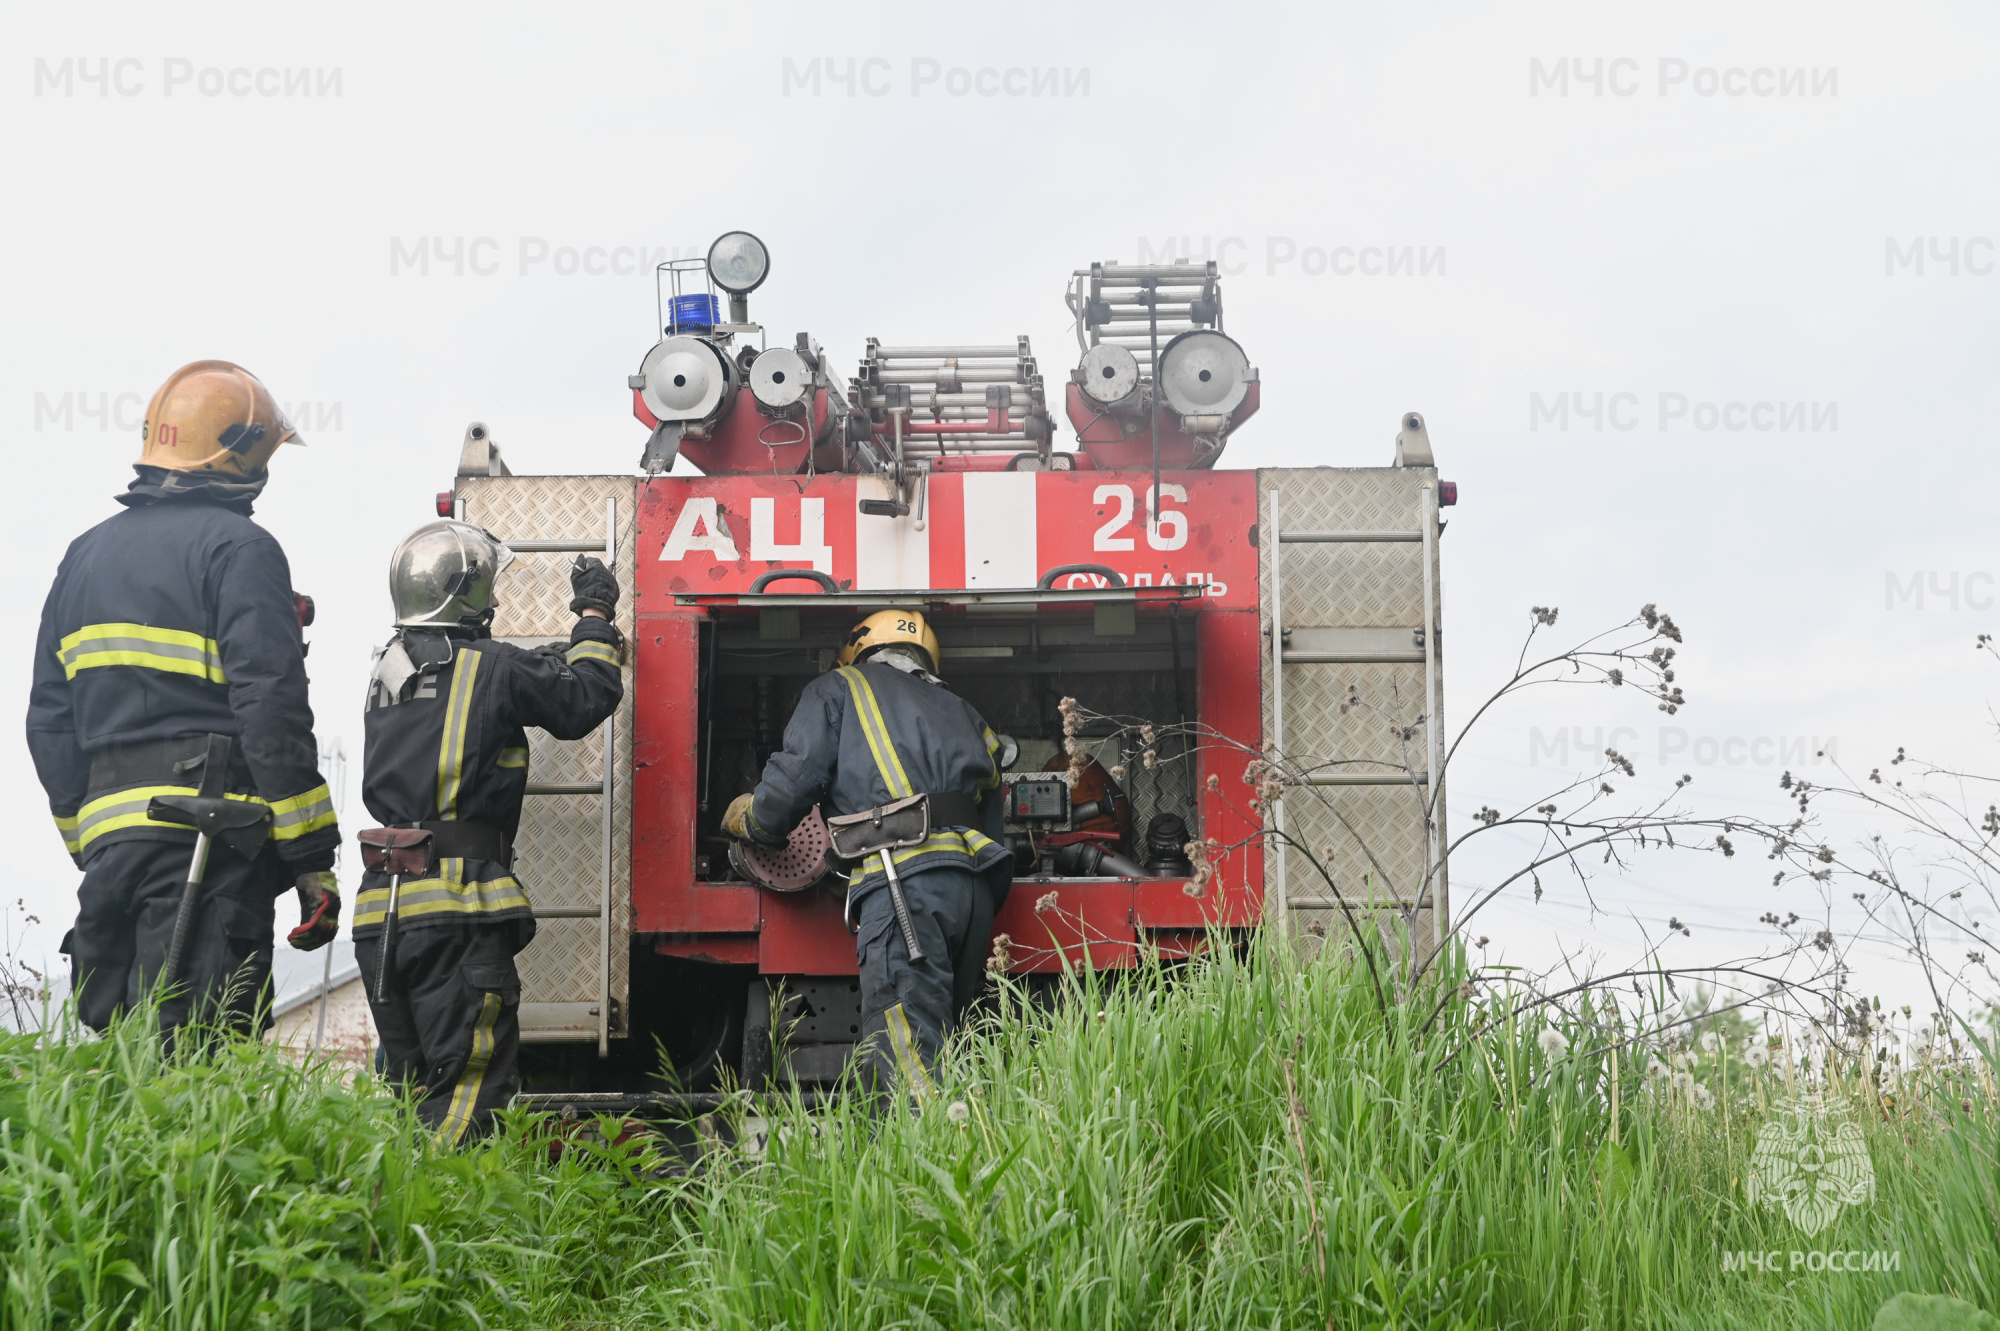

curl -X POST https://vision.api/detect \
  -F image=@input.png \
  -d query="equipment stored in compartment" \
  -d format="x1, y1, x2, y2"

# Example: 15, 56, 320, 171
1009, 777, 1068, 820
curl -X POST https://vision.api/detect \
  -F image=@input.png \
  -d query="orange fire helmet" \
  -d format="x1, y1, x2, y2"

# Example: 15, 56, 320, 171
138, 360, 301, 478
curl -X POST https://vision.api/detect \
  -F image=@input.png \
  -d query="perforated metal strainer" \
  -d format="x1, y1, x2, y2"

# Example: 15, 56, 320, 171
728, 805, 836, 892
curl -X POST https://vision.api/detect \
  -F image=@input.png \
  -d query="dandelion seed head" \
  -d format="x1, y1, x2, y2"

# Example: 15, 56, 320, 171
985, 933, 1013, 977
946, 1100, 970, 1125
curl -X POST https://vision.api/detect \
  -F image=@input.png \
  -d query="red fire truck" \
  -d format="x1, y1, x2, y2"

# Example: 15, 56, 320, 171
442, 233, 1451, 1103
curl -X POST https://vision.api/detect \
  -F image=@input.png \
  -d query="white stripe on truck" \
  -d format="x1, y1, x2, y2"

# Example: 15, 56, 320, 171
853, 474, 931, 589
961, 472, 1038, 588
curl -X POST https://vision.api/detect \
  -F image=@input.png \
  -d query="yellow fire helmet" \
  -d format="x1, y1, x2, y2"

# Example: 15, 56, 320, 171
836, 608, 941, 673
138, 360, 302, 478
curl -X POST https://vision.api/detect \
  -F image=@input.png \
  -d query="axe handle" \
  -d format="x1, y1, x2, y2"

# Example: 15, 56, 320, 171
159, 833, 212, 992
374, 875, 402, 1004
878, 850, 926, 963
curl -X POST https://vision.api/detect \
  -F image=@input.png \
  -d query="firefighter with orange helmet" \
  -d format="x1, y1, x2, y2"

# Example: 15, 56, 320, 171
723, 609, 1010, 1093
26, 361, 342, 1041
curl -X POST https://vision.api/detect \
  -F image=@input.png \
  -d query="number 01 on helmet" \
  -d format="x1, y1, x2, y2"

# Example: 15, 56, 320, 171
139, 360, 303, 478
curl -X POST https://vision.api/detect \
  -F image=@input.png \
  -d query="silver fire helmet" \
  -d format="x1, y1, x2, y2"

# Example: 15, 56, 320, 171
388, 520, 516, 628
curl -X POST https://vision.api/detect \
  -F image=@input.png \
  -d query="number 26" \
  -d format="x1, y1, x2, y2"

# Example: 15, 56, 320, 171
1093, 483, 1188, 553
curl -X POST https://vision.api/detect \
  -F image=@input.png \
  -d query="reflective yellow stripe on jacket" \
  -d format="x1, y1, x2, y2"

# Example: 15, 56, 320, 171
352, 859, 530, 927
52, 784, 319, 856
851, 828, 1000, 879
837, 667, 914, 798
52, 809, 82, 856
979, 726, 1003, 792
565, 640, 620, 668
267, 783, 336, 839
436, 650, 481, 818
57, 622, 227, 684
835, 667, 996, 861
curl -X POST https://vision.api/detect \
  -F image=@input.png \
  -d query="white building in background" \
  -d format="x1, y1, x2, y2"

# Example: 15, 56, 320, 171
264, 736, 377, 1066
268, 938, 376, 1066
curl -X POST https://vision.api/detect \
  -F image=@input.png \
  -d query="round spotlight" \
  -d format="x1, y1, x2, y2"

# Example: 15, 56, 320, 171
749, 346, 811, 411
706, 231, 770, 295
637, 335, 733, 422
1156, 329, 1251, 419
1078, 344, 1140, 406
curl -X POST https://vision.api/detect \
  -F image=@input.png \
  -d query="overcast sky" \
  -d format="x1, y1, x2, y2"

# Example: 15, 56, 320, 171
5, 2, 1996, 1013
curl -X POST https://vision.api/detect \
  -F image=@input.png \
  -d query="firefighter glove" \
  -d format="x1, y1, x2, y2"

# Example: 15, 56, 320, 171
722, 793, 756, 841
287, 871, 341, 951
569, 555, 619, 616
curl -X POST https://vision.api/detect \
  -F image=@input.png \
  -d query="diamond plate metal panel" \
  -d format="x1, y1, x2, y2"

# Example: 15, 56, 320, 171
1257, 469, 1446, 951
458, 476, 635, 1038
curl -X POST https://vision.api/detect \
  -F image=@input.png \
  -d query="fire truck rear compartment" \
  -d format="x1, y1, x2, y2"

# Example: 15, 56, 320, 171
695, 606, 1201, 876
518, 606, 1204, 1096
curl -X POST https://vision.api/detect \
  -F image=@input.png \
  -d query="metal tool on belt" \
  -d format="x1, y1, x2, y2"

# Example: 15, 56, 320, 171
142, 734, 274, 993
352, 821, 509, 1000
823, 791, 975, 963
355, 827, 439, 1002
871, 845, 926, 962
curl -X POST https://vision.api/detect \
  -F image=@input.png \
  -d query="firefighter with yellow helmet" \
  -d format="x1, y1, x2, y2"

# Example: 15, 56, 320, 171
26, 361, 342, 1041
723, 608, 1009, 1093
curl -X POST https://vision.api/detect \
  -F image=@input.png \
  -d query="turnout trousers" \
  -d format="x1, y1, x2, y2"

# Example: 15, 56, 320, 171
65, 838, 286, 1042
356, 923, 522, 1143
854, 864, 995, 1090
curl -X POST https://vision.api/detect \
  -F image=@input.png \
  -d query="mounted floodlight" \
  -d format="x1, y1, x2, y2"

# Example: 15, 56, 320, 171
1078, 343, 1140, 407
706, 231, 770, 295
636, 335, 733, 423
749, 346, 811, 411
1156, 329, 1251, 420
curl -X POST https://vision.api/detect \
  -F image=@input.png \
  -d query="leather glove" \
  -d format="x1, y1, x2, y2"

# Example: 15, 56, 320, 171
287, 871, 341, 951
569, 555, 619, 616
722, 793, 756, 841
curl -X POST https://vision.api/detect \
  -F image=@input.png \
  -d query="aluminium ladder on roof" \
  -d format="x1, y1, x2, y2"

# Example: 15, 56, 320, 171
1265, 482, 1446, 936
458, 493, 621, 1058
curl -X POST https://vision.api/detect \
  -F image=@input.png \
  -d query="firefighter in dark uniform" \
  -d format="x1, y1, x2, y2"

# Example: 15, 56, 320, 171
723, 610, 1009, 1091
26, 360, 342, 1040
355, 521, 622, 1142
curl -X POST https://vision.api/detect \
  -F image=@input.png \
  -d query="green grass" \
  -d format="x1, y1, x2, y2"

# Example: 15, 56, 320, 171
1, 937, 1994, 1329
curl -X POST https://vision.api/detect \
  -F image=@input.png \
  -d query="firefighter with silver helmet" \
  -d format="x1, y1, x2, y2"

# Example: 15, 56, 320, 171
355, 521, 622, 1141
723, 609, 1009, 1094
26, 360, 342, 1041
